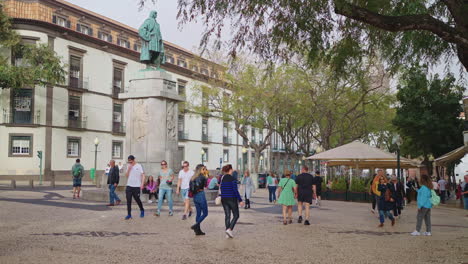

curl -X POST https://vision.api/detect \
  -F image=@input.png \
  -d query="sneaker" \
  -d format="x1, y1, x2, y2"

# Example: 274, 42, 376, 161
298, 216, 303, 224
316, 200, 321, 207
124, 215, 132, 220
189, 211, 193, 217
411, 231, 421, 236
140, 210, 145, 218
154, 211, 160, 217
225, 229, 234, 238
148, 200, 153, 204
182, 214, 187, 220
304, 220, 310, 225
371, 209, 375, 214
391, 219, 395, 226
169, 211, 173, 216
378, 223, 384, 227
423, 232, 432, 236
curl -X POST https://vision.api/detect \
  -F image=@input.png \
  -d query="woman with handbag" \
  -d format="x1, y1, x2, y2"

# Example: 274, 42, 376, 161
220, 164, 244, 238
277, 170, 297, 225
155, 160, 175, 216
189, 164, 208, 235
377, 176, 396, 227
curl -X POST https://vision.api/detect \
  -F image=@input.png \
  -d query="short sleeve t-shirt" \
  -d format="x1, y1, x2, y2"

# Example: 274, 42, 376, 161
315, 176, 323, 190
438, 179, 446, 191
127, 163, 144, 187
178, 169, 194, 189
295, 173, 314, 190
158, 169, 175, 190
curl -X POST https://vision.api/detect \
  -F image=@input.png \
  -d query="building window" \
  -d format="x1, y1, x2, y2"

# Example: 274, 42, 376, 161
251, 129, 256, 143
223, 149, 229, 162
52, 15, 71, 28
223, 122, 229, 144
112, 141, 123, 159
191, 65, 199, 72
177, 59, 187, 68
201, 68, 209, 75
68, 95, 82, 128
167, 56, 175, 64
113, 68, 123, 97
178, 83, 186, 96
117, 38, 130, 49
202, 148, 209, 162
178, 114, 186, 140
76, 24, 93, 36
211, 71, 218, 79
98, 31, 113, 43
113, 103, 123, 133
133, 43, 141, 52
11, 88, 33, 124
259, 130, 264, 144
202, 118, 208, 142
67, 137, 81, 157
9, 135, 32, 157
69, 55, 82, 89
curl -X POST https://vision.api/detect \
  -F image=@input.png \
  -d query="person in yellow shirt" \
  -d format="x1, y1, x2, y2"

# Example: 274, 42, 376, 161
369, 169, 384, 213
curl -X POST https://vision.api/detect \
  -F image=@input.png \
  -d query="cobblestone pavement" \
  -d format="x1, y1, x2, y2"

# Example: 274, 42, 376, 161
0, 186, 467, 264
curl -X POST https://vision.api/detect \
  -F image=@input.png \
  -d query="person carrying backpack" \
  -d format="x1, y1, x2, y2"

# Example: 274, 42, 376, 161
411, 174, 437, 236
72, 159, 84, 199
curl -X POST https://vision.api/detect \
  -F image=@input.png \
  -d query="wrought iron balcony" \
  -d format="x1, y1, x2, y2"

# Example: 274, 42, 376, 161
66, 115, 87, 129
202, 134, 212, 143
69, 77, 89, 90
178, 131, 189, 140
112, 122, 126, 134
2, 110, 40, 125
223, 136, 232, 145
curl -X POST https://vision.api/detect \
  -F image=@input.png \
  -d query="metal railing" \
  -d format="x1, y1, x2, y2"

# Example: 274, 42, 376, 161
202, 134, 212, 142
223, 136, 232, 144
69, 77, 89, 90
178, 131, 189, 140
112, 122, 126, 134
66, 115, 87, 129
2, 110, 40, 125
112, 86, 123, 97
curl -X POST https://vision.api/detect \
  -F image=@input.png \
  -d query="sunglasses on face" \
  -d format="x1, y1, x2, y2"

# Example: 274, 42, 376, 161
161, 163, 167, 166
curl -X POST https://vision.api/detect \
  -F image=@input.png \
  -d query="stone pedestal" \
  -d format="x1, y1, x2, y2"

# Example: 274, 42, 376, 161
119, 70, 184, 175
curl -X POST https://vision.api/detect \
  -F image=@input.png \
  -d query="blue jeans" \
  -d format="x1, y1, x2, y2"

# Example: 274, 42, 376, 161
109, 184, 120, 204
194, 191, 208, 224
464, 197, 468, 210
379, 210, 395, 223
158, 188, 173, 212
268, 186, 277, 202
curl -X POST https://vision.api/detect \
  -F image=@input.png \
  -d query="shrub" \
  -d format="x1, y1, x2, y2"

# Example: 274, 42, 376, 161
332, 177, 347, 191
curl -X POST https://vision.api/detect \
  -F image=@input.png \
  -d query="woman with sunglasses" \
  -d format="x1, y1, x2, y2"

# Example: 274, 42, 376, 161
155, 160, 175, 216
189, 164, 208, 235
377, 176, 396, 227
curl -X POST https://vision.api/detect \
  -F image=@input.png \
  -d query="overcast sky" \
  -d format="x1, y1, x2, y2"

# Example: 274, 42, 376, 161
66, 0, 206, 52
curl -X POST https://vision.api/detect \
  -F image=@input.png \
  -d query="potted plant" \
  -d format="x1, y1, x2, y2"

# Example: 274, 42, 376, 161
348, 178, 367, 202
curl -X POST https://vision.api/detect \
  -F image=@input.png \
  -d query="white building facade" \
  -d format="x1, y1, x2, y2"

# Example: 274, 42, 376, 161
0, 0, 287, 180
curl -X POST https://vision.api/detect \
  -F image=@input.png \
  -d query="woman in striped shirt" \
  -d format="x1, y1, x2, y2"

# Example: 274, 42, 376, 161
220, 164, 244, 238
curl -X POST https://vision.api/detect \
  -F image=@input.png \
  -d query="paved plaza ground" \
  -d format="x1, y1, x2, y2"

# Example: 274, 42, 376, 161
0, 184, 467, 264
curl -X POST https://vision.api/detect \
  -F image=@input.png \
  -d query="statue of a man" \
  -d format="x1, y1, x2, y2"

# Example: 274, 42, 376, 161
139, 10, 166, 68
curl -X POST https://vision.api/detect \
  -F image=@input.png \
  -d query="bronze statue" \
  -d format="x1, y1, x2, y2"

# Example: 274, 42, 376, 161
139, 10, 165, 68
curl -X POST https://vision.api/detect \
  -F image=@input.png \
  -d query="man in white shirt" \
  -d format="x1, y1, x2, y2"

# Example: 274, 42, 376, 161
177, 161, 194, 220
438, 177, 447, 204
124, 155, 145, 220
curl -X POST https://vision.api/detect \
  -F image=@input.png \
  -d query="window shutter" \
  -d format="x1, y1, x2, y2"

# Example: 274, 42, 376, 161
133, 43, 137, 51
108, 35, 113, 43
66, 20, 71, 28
52, 15, 57, 24
126, 42, 130, 49
117, 39, 121, 46
76, 23, 81, 32
88, 28, 93, 36
98, 31, 102, 39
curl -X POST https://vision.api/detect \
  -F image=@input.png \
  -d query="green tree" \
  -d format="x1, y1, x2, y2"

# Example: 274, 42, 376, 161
189, 63, 280, 173
393, 65, 464, 171
166, 0, 468, 73
0, 5, 65, 89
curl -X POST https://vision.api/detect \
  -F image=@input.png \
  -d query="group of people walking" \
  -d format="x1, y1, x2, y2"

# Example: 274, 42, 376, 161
276, 166, 322, 225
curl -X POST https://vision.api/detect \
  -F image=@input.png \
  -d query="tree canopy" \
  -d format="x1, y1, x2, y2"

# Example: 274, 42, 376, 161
393, 65, 464, 164
0, 5, 65, 89
165, 0, 468, 73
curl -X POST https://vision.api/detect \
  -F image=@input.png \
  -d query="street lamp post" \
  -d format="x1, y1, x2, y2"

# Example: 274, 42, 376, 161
201, 149, 205, 165
260, 155, 264, 172
93, 137, 99, 184
393, 135, 402, 182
